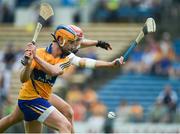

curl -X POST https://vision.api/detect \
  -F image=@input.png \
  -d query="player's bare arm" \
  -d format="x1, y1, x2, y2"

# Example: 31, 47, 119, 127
27, 43, 67, 76
79, 57, 124, 68
80, 39, 112, 50
79, 39, 97, 48
68, 53, 124, 69
20, 65, 33, 83
34, 56, 64, 76
20, 43, 34, 83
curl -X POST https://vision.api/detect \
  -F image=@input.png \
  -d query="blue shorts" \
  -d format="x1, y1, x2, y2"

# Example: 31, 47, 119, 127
18, 98, 55, 122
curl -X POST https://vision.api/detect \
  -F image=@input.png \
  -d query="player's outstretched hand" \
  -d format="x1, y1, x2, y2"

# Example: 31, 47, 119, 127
96, 40, 112, 50
112, 56, 125, 67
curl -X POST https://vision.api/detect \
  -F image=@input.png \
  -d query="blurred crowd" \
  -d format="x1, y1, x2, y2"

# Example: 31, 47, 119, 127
1, 0, 180, 23
56, 83, 179, 133
115, 84, 179, 124
123, 32, 180, 79
0, 43, 23, 118
92, 0, 161, 22
62, 83, 179, 133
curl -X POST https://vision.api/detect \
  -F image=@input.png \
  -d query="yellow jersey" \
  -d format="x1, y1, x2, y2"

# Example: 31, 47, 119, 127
18, 45, 70, 100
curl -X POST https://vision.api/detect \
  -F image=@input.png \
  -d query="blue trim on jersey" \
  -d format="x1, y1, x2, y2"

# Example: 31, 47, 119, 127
32, 68, 57, 86
18, 98, 51, 121
46, 43, 52, 54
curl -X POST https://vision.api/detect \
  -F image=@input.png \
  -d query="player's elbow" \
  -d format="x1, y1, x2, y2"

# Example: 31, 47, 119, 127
20, 77, 29, 83
20, 72, 30, 83
79, 59, 86, 68
20, 78, 25, 83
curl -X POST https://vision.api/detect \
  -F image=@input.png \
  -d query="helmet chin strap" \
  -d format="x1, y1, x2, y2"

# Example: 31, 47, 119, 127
60, 39, 66, 47
51, 33, 74, 57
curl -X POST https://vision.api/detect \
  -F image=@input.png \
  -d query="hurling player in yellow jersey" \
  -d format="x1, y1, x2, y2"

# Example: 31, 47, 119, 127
0, 25, 124, 133
0, 25, 113, 133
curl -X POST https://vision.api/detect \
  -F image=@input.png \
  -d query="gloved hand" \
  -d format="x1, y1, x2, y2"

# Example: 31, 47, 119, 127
96, 40, 112, 50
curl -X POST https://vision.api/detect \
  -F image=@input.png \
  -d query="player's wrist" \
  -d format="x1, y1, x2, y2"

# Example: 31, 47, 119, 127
96, 40, 101, 47
25, 56, 33, 66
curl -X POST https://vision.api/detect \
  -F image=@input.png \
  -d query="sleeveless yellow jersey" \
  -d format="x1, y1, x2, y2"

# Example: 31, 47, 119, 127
18, 44, 70, 100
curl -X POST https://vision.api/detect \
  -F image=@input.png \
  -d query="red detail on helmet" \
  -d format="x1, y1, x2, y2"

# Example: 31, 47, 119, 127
69, 25, 84, 39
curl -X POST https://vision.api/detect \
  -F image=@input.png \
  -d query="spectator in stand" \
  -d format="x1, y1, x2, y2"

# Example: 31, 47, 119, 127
153, 57, 172, 76
92, 0, 120, 22
141, 46, 156, 73
123, 36, 160, 75
82, 87, 97, 107
169, 55, 180, 79
157, 84, 178, 122
105, 0, 120, 22
71, 100, 87, 121
148, 100, 168, 123
2, 43, 16, 102
91, 0, 109, 22
87, 101, 107, 133
160, 33, 175, 61
122, 47, 143, 74
3, 43, 16, 71
82, 87, 98, 118
66, 85, 83, 104
1, 2, 15, 23
141, 35, 160, 74
66, 85, 87, 121
115, 100, 131, 123
157, 84, 178, 111
129, 102, 144, 122
151, 33, 175, 77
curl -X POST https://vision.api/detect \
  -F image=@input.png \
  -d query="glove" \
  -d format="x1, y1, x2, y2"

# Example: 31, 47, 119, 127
96, 40, 112, 50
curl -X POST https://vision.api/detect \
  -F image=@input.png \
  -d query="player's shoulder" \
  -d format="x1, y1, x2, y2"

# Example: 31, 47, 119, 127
35, 48, 46, 58
36, 48, 46, 54
37, 48, 46, 52
56, 55, 70, 64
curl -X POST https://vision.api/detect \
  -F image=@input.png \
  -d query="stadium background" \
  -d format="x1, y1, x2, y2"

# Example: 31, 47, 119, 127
0, 0, 180, 133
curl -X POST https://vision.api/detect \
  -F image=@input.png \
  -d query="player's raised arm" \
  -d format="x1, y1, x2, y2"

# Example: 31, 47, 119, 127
28, 43, 68, 76
34, 55, 65, 76
68, 53, 124, 68
20, 43, 34, 83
